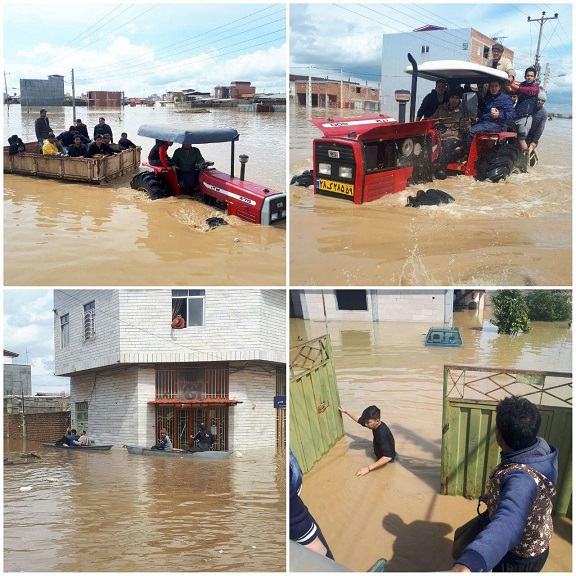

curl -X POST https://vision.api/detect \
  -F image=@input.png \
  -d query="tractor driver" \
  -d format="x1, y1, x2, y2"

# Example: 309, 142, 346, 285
171, 143, 205, 193
148, 139, 181, 196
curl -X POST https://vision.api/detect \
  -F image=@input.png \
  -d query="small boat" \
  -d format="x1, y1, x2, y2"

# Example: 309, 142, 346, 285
41, 443, 113, 451
125, 445, 230, 460
425, 327, 463, 347
4, 142, 141, 184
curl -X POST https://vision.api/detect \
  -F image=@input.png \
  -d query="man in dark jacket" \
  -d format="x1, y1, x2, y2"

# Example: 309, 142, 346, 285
35, 109, 52, 147
57, 126, 90, 153
187, 423, 215, 452
466, 80, 516, 147
75, 118, 89, 139
67, 135, 89, 158
85, 134, 115, 158
509, 67, 540, 152
417, 79, 449, 120
338, 404, 396, 476
527, 89, 548, 166
451, 396, 558, 573
94, 117, 113, 142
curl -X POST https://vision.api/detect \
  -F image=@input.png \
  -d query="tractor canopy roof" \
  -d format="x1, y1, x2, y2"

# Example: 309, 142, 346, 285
137, 125, 239, 144
310, 115, 435, 141
404, 60, 510, 85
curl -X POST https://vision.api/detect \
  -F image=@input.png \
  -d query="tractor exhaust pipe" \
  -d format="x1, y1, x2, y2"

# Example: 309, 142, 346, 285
239, 154, 249, 181
408, 53, 418, 122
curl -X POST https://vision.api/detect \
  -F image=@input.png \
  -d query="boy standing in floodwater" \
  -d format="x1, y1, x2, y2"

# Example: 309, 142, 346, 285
339, 405, 396, 476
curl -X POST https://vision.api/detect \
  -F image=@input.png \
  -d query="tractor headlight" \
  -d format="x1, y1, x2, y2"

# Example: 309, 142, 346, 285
339, 166, 353, 179
414, 142, 422, 156
318, 163, 331, 176
401, 138, 414, 157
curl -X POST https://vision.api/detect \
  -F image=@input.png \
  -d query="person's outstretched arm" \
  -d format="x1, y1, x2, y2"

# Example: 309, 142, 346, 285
338, 406, 360, 422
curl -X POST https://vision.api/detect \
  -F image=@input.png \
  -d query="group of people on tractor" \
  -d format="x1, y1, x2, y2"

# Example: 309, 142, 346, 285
417, 43, 548, 178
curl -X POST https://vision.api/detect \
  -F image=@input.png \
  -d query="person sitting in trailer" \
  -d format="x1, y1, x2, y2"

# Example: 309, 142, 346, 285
42, 133, 68, 157
72, 429, 91, 446
151, 428, 173, 451
148, 139, 180, 194
102, 133, 122, 153
84, 134, 115, 158
187, 423, 214, 452
172, 142, 205, 193
67, 135, 89, 158
94, 117, 113, 142
118, 132, 137, 150
57, 126, 90, 153
75, 118, 89, 139
171, 314, 185, 329
8, 135, 25, 155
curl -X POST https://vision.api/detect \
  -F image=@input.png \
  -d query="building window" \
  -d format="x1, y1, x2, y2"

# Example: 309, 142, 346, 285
421, 45, 429, 54
477, 47, 481, 56
483, 46, 490, 59
335, 290, 368, 311
172, 289, 205, 327
83, 301, 95, 340
276, 366, 286, 396
462, 42, 469, 50
76, 402, 89, 432
60, 314, 69, 348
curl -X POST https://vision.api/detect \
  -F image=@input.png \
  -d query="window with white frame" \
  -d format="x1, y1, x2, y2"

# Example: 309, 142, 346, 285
171, 290, 205, 327
83, 301, 95, 340
60, 314, 70, 348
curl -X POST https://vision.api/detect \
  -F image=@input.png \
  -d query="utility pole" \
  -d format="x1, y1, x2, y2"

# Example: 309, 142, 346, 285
528, 11, 558, 78
325, 76, 328, 109
340, 68, 343, 111
71, 68, 77, 123
4, 71, 9, 107
307, 65, 312, 108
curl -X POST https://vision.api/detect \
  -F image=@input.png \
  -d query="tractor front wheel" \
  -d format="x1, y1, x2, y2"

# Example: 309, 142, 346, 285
130, 172, 170, 200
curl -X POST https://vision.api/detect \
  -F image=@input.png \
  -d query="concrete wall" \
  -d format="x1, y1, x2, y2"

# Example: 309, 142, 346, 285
4, 395, 69, 415
4, 411, 69, 442
300, 289, 451, 324
54, 289, 286, 375
3, 364, 32, 396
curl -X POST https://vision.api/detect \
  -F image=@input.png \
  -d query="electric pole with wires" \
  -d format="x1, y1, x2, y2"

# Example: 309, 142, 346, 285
528, 11, 558, 79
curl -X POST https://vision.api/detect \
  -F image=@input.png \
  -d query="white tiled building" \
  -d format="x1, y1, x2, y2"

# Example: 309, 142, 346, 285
53, 289, 286, 451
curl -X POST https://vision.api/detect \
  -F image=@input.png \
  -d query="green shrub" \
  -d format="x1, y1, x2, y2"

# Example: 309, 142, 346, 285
526, 290, 572, 322
490, 290, 531, 335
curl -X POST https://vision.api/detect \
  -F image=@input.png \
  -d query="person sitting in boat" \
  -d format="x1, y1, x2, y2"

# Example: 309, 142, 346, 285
187, 423, 214, 452
94, 117, 114, 142
72, 429, 91, 446
8, 135, 25, 155
57, 126, 90, 154
151, 428, 173, 451
55, 427, 73, 446
75, 118, 89, 139
118, 132, 137, 150
172, 143, 205, 193
85, 134, 115, 158
42, 133, 68, 157
68, 135, 89, 158
171, 314, 185, 329
102, 133, 122, 153
148, 140, 180, 194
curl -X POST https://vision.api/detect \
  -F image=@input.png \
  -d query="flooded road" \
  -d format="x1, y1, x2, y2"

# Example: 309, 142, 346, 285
4, 105, 286, 286
290, 309, 572, 572
4, 444, 285, 572
289, 106, 571, 286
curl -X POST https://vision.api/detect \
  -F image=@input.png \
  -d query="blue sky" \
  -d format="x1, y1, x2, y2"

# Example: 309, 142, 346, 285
4, 290, 70, 394
290, 3, 572, 112
3, 3, 286, 98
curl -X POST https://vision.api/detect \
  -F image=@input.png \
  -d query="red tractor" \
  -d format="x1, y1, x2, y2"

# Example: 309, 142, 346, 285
131, 125, 286, 225
298, 54, 526, 205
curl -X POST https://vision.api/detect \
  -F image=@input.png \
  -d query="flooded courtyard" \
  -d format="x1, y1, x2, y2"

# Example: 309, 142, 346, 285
289, 106, 572, 286
4, 444, 285, 572
290, 308, 572, 571
4, 105, 286, 286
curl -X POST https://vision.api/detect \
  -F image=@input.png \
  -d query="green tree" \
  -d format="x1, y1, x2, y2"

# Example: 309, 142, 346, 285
526, 290, 572, 322
490, 290, 531, 335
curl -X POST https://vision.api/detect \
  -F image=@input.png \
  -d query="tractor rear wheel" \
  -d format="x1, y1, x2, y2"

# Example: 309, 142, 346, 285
475, 143, 520, 182
130, 172, 170, 200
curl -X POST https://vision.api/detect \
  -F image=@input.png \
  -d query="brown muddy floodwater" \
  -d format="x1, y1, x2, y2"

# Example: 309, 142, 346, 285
4, 444, 285, 572
4, 105, 286, 286
289, 106, 571, 286
290, 308, 572, 572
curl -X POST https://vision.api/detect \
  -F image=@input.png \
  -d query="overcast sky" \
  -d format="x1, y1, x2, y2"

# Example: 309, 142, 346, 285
4, 289, 69, 394
290, 3, 572, 112
3, 2, 286, 97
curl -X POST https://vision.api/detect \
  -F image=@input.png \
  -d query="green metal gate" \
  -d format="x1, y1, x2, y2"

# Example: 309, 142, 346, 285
441, 364, 572, 516
290, 335, 344, 474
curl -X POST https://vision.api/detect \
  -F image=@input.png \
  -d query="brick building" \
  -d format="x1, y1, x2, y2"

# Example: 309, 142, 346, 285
87, 90, 122, 107
53, 289, 286, 451
214, 81, 256, 99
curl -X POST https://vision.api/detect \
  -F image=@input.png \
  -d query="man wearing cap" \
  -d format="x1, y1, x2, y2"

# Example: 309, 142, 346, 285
35, 109, 52, 148
151, 428, 173, 450
188, 423, 215, 452
526, 89, 548, 165
509, 67, 540, 154
431, 88, 470, 178
417, 79, 450, 121
487, 43, 516, 82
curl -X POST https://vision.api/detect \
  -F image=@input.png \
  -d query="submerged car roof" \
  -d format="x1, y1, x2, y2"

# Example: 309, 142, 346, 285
137, 125, 239, 144
405, 60, 510, 85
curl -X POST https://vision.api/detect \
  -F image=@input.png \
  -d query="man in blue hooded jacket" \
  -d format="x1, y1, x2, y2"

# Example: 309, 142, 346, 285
450, 396, 558, 573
